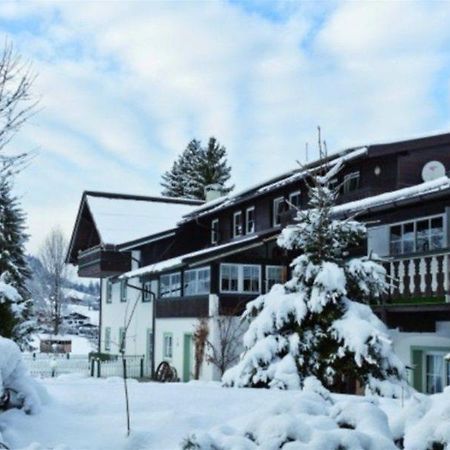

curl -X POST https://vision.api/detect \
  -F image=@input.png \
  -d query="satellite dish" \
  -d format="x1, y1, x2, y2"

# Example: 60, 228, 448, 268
422, 160, 446, 182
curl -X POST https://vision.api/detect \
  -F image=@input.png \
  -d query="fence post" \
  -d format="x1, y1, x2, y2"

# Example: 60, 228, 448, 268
140, 357, 144, 378
97, 358, 101, 378
90, 358, 95, 377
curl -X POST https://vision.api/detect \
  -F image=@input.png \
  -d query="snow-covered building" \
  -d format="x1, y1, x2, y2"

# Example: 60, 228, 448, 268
67, 133, 450, 393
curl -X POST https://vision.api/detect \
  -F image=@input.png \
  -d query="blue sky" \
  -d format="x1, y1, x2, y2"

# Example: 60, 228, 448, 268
1, 0, 450, 253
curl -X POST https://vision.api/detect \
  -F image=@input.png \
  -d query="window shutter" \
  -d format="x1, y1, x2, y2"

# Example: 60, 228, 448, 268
412, 349, 423, 392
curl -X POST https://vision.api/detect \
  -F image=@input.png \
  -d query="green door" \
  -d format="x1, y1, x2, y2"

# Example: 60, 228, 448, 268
183, 334, 193, 382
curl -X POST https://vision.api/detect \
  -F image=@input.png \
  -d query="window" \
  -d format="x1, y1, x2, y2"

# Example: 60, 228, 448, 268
220, 264, 239, 292
425, 353, 448, 394
104, 327, 111, 352
329, 178, 339, 192
233, 211, 243, 237
106, 280, 113, 304
120, 280, 127, 302
266, 265, 284, 292
243, 265, 260, 292
342, 172, 360, 194
184, 267, 210, 295
389, 215, 445, 255
220, 264, 261, 293
273, 197, 285, 226
246, 207, 255, 234
160, 272, 181, 298
163, 333, 173, 359
288, 191, 301, 209
211, 219, 219, 244
119, 327, 126, 352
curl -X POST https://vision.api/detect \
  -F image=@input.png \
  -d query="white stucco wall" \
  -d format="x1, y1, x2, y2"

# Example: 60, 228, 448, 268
100, 251, 154, 375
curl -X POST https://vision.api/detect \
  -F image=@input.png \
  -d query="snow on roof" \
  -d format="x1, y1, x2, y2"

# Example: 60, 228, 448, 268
332, 176, 450, 216
182, 147, 367, 221
86, 194, 199, 246
121, 235, 260, 279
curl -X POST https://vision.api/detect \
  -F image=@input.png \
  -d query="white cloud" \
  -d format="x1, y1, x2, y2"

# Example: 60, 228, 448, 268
1, 1, 450, 252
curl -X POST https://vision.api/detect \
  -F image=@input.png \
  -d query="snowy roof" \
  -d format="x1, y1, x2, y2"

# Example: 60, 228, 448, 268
332, 176, 450, 216
121, 235, 263, 279
85, 193, 201, 246
181, 147, 368, 221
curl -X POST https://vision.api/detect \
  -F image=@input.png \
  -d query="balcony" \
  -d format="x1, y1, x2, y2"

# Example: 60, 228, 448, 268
77, 245, 131, 278
383, 250, 450, 302
373, 250, 450, 332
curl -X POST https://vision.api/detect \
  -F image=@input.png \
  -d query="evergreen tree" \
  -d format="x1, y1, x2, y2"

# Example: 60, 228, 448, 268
161, 137, 233, 200
0, 174, 34, 347
223, 166, 407, 396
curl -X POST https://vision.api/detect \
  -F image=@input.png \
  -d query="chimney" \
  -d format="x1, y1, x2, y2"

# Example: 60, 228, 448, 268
204, 184, 223, 202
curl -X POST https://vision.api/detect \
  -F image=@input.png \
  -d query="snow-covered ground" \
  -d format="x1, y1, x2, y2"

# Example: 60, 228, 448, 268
1, 375, 449, 450
0, 376, 294, 450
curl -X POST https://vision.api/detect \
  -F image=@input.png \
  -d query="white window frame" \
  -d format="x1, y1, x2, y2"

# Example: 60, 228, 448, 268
265, 265, 284, 292
184, 267, 211, 296
160, 272, 181, 298
342, 171, 360, 194
233, 211, 243, 237
104, 327, 111, 352
106, 279, 113, 304
220, 263, 261, 294
211, 219, 219, 244
288, 191, 301, 209
120, 280, 127, 303
389, 213, 446, 255
163, 333, 173, 359
273, 197, 285, 227
246, 206, 255, 234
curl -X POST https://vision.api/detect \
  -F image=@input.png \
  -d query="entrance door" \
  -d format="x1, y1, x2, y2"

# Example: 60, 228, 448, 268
183, 334, 193, 382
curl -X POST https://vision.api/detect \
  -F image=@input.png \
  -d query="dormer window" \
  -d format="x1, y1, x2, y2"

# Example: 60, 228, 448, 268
246, 206, 255, 234
211, 219, 219, 244
273, 197, 285, 227
342, 172, 360, 194
233, 211, 243, 237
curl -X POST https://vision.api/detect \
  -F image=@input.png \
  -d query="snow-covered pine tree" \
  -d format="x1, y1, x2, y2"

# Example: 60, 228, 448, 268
223, 166, 408, 397
161, 139, 203, 199
0, 174, 34, 348
161, 137, 233, 200
188, 137, 233, 200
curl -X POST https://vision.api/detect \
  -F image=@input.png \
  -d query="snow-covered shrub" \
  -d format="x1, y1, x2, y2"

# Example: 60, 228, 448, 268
223, 165, 408, 396
0, 336, 46, 414
182, 378, 399, 450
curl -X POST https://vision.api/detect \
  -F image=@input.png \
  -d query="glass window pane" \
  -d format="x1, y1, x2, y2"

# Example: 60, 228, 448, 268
390, 225, 402, 241
417, 220, 430, 252
426, 354, 444, 394
160, 275, 171, 298
243, 265, 260, 292
171, 273, 181, 297
430, 217, 444, 250
267, 266, 283, 291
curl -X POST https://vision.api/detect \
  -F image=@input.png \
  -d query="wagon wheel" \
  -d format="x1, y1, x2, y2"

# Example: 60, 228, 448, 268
155, 361, 172, 382
170, 365, 178, 382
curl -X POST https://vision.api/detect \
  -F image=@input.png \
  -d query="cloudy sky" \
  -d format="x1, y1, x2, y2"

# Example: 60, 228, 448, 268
1, 0, 450, 253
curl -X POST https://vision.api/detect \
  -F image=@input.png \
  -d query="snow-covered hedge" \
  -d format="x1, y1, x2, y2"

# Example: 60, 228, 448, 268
0, 336, 46, 414
182, 378, 450, 450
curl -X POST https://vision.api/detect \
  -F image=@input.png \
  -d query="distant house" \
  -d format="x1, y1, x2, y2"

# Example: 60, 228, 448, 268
67, 133, 450, 393
78, 323, 98, 337
39, 335, 72, 353
64, 312, 90, 327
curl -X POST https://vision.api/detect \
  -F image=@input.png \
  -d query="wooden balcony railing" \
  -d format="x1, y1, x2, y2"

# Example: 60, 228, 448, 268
383, 250, 450, 302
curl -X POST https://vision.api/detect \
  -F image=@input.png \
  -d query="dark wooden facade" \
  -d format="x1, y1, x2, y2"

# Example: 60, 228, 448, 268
68, 133, 450, 331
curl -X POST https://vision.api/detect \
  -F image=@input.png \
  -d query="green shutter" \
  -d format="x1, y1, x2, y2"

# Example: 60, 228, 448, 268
412, 349, 424, 392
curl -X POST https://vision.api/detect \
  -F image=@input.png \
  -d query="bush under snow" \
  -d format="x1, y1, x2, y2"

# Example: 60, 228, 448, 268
0, 336, 45, 415
183, 378, 450, 450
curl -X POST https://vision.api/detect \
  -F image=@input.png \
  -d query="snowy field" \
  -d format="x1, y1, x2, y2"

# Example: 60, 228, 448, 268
1, 374, 449, 450
0, 375, 298, 450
